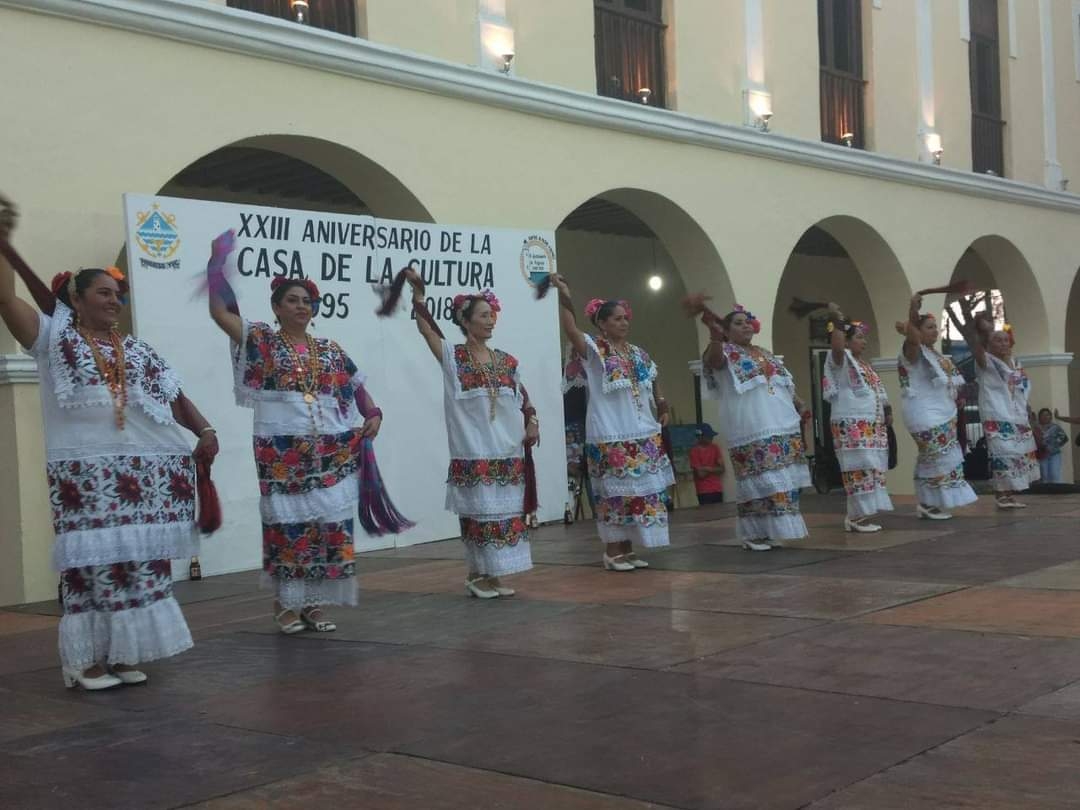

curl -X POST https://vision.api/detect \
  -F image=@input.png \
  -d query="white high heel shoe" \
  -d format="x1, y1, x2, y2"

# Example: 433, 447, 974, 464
602, 554, 636, 572
62, 668, 122, 690
844, 518, 882, 533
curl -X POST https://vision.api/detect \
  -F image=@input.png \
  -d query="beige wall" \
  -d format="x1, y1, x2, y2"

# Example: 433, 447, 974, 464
366, 0, 476, 66
932, 0, 974, 172
508, 0, 594, 92
667, 0, 744, 122
3, 4, 1080, 603
764, 0, 820, 141
1053, 0, 1080, 190
1000, 0, 1046, 183
865, 0, 918, 159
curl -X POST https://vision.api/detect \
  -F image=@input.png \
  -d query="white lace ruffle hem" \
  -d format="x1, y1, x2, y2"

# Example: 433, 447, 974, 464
260, 476, 358, 526
847, 488, 894, 518
734, 464, 812, 502
445, 481, 525, 517
463, 539, 533, 577
737, 513, 808, 542
597, 520, 671, 548
590, 465, 675, 499
263, 573, 359, 609
58, 596, 193, 672
914, 479, 978, 509
53, 524, 199, 571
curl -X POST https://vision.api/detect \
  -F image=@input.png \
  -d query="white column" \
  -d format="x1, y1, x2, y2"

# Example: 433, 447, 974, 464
0, 355, 38, 385
959, 0, 970, 42
742, 0, 772, 126
916, 0, 941, 162
1038, 0, 1065, 189
1007, 0, 1019, 59
477, 0, 514, 74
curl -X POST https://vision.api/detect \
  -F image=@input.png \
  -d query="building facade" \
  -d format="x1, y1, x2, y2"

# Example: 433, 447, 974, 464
2, 0, 1080, 605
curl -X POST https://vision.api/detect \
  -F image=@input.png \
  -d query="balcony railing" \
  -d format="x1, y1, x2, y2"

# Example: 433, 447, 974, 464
819, 68, 864, 148
972, 112, 1005, 176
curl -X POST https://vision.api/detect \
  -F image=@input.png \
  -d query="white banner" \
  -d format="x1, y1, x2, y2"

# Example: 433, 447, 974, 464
123, 194, 566, 578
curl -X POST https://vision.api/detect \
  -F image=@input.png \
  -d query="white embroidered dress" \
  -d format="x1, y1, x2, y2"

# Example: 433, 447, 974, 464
702, 343, 810, 542
977, 354, 1039, 492
441, 340, 532, 576
823, 350, 893, 518
30, 303, 196, 672
897, 346, 977, 509
232, 320, 367, 610
580, 335, 674, 547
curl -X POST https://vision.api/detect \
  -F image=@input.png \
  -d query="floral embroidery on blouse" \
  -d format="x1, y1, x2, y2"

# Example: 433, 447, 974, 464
50, 303, 180, 419
240, 322, 360, 417
592, 337, 656, 393
719, 342, 793, 393
453, 345, 518, 393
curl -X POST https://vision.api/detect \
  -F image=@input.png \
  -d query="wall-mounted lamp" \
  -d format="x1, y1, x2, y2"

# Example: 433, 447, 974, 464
637, 87, 652, 105
746, 89, 773, 132
647, 275, 663, 292
841, 132, 855, 148
499, 53, 514, 74
289, 0, 309, 24
922, 132, 943, 165
1061, 178, 1070, 191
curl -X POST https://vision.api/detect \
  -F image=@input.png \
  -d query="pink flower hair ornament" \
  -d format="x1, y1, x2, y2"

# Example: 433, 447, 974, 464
584, 298, 633, 323
452, 289, 501, 324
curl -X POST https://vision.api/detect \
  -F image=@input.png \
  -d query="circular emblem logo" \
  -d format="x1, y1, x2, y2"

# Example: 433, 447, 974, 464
519, 235, 555, 288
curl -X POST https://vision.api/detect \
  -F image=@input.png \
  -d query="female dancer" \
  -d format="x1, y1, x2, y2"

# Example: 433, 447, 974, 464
0, 195, 218, 689
948, 302, 1038, 507
823, 306, 893, 531
208, 232, 393, 632
405, 270, 536, 597
551, 275, 673, 571
697, 301, 810, 551
897, 293, 977, 518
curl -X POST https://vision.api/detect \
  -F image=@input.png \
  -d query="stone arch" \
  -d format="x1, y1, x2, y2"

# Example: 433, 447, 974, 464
553, 187, 733, 429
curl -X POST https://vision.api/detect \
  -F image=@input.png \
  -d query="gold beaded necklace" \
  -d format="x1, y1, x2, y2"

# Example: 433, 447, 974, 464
78, 326, 128, 430
467, 344, 505, 421
278, 331, 322, 432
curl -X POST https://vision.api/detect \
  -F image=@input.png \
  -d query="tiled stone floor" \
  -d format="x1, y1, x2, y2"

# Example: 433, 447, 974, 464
3, 492, 1080, 809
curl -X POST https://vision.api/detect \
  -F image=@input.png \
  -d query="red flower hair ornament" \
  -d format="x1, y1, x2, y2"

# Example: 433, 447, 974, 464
728, 304, 761, 334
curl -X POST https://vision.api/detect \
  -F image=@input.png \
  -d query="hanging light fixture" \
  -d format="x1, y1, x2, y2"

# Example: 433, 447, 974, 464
290, 0, 310, 24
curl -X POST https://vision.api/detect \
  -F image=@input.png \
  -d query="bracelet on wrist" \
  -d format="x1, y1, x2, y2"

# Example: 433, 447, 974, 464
199, 426, 216, 436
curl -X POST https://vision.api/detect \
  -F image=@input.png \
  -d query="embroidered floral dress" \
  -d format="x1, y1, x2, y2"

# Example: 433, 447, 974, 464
897, 346, 977, 509
29, 303, 197, 673
579, 335, 674, 547
823, 350, 893, 518
702, 343, 810, 542
977, 354, 1039, 492
441, 340, 532, 576
233, 321, 366, 609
